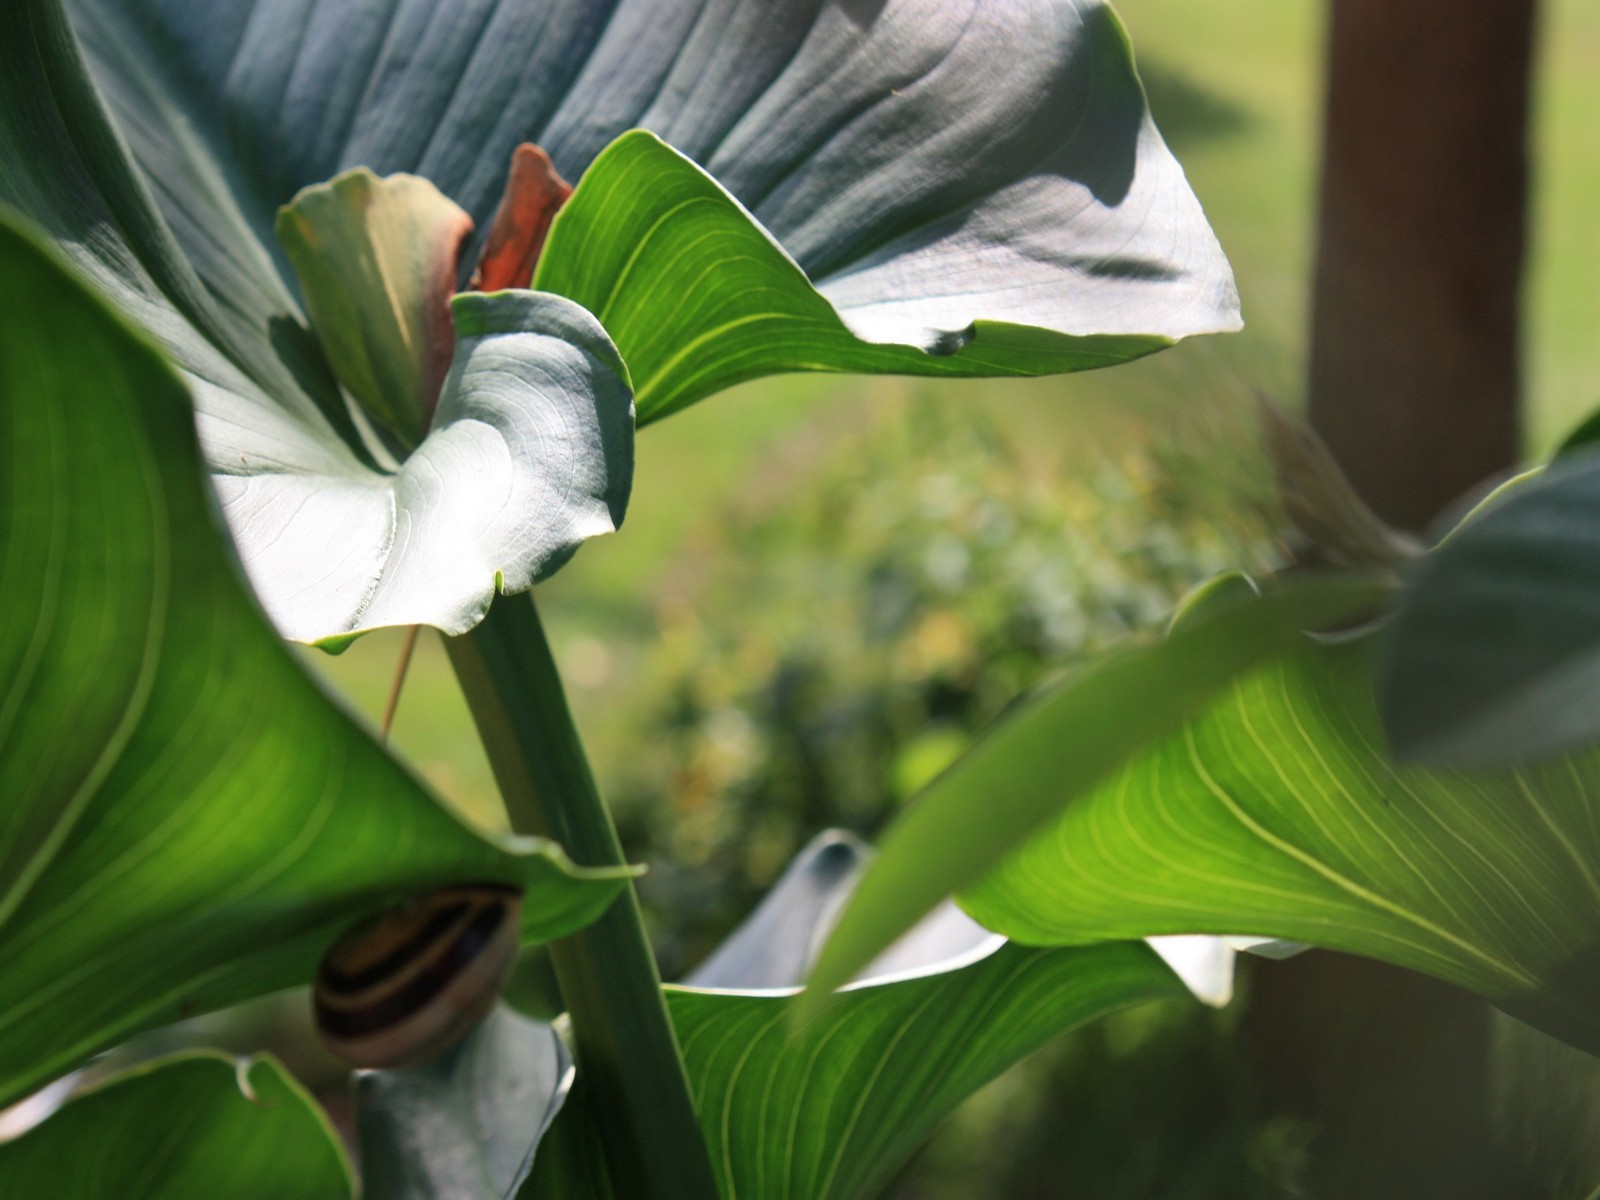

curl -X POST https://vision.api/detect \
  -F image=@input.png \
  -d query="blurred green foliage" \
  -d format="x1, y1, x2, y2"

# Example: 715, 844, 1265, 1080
607, 403, 1273, 981
588, 397, 1300, 1198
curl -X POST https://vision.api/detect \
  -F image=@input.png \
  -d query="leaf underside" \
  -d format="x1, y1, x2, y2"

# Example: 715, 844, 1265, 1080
802, 576, 1389, 1005
1382, 450, 1600, 765
534, 831, 1187, 1200
355, 1006, 574, 1200
5, 0, 1236, 640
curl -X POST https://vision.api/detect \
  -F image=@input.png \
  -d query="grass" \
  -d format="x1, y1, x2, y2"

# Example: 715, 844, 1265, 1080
311, 0, 1599, 828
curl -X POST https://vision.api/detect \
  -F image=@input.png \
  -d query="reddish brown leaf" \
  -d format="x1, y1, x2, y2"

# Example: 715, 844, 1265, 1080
469, 144, 573, 293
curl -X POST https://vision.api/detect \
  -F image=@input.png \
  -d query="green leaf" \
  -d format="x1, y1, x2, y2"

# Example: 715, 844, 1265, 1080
802, 574, 1390, 1007
355, 1005, 572, 1200
672, 943, 1183, 1200
960, 632, 1600, 1054
535, 129, 1201, 425
0, 210, 630, 1107
5, 0, 1235, 633
1381, 450, 1600, 764
0, 1053, 353, 1199
669, 834, 1183, 1200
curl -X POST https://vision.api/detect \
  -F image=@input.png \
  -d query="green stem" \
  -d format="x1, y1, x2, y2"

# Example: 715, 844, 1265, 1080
446, 591, 720, 1200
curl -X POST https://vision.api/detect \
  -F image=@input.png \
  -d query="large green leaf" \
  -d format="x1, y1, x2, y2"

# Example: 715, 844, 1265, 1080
958, 633, 1600, 1053
2, 0, 1235, 639
0, 211, 629, 1106
801, 575, 1389, 1005
355, 1005, 572, 1200
669, 832, 1186, 1200
0, 1053, 353, 1199
535, 128, 1194, 425
1381, 450, 1600, 764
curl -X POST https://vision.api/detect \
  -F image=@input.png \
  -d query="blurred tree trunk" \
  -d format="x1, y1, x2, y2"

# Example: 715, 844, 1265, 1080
1249, 3, 1537, 1198
1306, 0, 1533, 532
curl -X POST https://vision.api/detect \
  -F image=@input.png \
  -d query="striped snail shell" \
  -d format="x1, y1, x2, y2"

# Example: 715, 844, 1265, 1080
313, 884, 522, 1069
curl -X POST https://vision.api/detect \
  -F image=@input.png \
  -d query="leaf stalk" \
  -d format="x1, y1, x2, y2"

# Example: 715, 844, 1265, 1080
446, 591, 719, 1200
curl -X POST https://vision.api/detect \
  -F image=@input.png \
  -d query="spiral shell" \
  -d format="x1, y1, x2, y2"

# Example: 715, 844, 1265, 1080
313, 885, 522, 1069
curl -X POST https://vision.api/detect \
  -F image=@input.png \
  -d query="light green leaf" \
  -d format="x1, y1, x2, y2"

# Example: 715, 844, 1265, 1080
0, 1053, 352, 1199
1381, 450, 1600, 764
0, 210, 630, 1106
961, 633, 1600, 1053
802, 574, 1390, 1008
356, 1005, 572, 1200
536, 130, 1193, 425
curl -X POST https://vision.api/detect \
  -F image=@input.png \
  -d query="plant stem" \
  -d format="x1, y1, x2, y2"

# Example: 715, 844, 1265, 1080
446, 591, 719, 1200
379, 625, 421, 741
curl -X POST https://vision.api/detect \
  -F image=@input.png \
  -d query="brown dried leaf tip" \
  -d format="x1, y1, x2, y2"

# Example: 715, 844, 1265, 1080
470, 143, 573, 292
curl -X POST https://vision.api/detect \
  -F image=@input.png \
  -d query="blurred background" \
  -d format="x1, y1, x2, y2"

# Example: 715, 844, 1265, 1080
258, 0, 1595, 1195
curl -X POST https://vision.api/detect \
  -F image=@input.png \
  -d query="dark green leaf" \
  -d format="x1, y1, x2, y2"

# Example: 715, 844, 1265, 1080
356, 1005, 572, 1200
1492, 1015, 1600, 1198
672, 945, 1182, 1200
960, 633, 1600, 1054
802, 575, 1390, 1007
0, 1054, 352, 1199
1382, 451, 1600, 764
1557, 407, 1600, 457
0, 210, 630, 1106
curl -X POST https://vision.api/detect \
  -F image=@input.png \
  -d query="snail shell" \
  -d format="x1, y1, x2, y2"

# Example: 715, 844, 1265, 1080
313, 885, 522, 1069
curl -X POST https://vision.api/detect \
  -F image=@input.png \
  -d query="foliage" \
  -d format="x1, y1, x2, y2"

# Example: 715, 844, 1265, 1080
4, 0, 1600, 1195
0, 214, 629, 1108
0, 1054, 352, 1199
607, 408, 1273, 979
1, 0, 1236, 648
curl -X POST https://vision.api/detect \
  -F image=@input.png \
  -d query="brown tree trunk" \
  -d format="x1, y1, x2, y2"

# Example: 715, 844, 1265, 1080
1306, 0, 1533, 533
1250, 3, 1538, 1197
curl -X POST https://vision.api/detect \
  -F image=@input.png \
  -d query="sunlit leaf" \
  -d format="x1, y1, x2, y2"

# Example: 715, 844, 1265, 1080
537, 127, 1215, 425
802, 575, 1389, 1005
961, 633, 1600, 1054
672, 832, 1186, 1200
0, 211, 630, 1106
3, 0, 1235, 639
